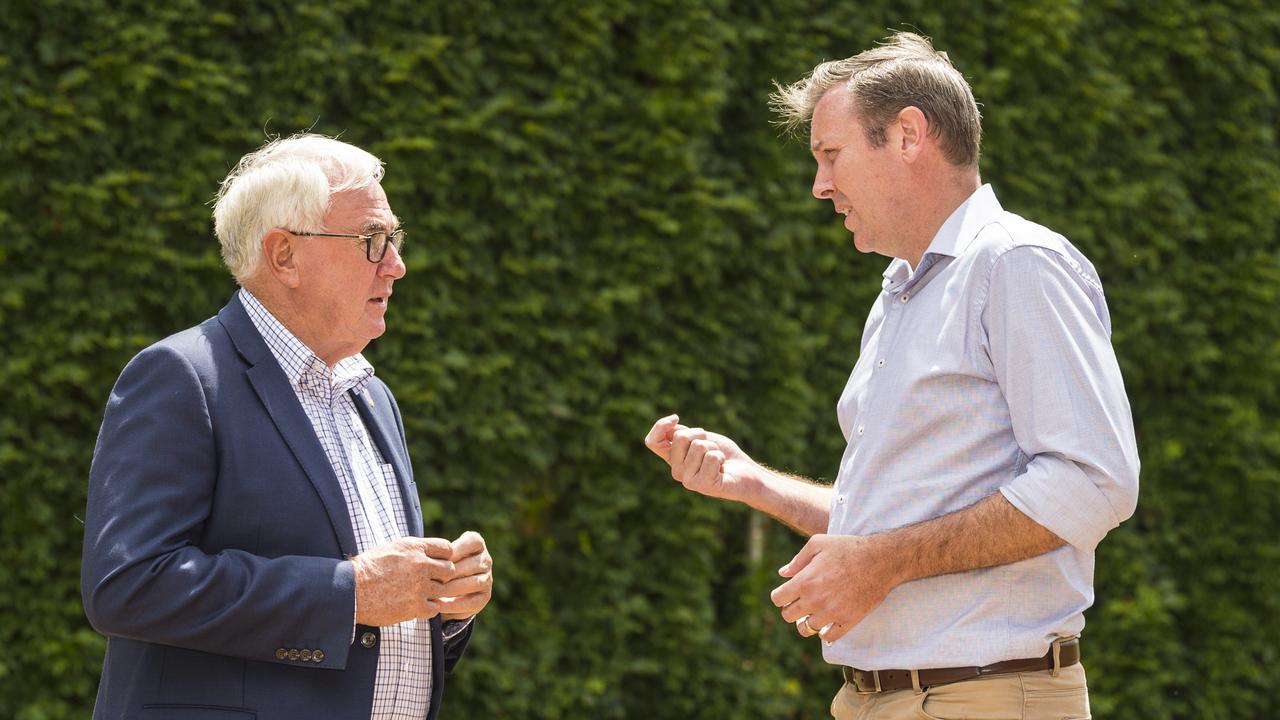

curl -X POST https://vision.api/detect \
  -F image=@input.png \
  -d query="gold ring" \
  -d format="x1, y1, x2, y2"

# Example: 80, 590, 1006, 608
802, 616, 819, 633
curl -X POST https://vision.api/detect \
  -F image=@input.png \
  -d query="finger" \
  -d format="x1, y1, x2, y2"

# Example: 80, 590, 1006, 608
418, 598, 442, 619
669, 427, 702, 471
679, 438, 716, 483
770, 576, 801, 608
435, 591, 488, 616
819, 621, 849, 644
440, 573, 491, 597
421, 578, 448, 600
451, 551, 493, 578
697, 449, 724, 485
803, 612, 833, 638
450, 531, 486, 560
795, 616, 816, 637
418, 537, 455, 559
420, 557, 457, 581
778, 535, 823, 578
670, 427, 707, 463
644, 414, 681, 458
779, 598, 811, 623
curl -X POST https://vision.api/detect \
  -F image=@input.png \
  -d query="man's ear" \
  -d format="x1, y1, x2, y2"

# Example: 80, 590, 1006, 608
896, 106, 929, 162
261, 230, 301, 288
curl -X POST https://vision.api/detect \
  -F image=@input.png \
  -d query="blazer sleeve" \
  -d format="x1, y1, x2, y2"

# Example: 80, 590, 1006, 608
81, 342, 358, 668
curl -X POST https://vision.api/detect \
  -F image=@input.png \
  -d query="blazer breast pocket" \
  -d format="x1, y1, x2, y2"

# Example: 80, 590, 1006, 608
141, 705, 255, 719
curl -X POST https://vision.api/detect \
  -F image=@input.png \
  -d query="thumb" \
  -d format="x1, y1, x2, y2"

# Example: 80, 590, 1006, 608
778, 535, 824, 577
644, 414, 681, 460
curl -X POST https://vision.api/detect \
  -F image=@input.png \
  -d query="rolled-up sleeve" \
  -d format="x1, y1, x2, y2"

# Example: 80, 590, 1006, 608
982, 246, 1140, 551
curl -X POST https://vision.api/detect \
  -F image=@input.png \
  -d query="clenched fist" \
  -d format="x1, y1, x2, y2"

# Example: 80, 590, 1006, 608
644, 414, 758, 501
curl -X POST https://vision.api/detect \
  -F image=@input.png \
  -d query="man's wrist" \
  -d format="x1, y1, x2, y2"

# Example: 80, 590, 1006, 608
727, 462, 769, 506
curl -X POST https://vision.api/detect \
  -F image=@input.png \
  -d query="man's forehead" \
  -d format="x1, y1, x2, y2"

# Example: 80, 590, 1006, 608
810, 86, 853, 147
328, 185, 398, 228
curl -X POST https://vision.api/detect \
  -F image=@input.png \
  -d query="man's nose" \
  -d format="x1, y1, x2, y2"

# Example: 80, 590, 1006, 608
812, 168, 834, 200
379, 243, 407, 279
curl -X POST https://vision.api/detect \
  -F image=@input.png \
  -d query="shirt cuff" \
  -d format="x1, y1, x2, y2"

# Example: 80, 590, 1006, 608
1000, 453, 1124, 551
442, 617, 473, 641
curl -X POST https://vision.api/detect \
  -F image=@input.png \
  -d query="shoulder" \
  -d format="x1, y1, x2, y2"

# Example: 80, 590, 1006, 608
118, 316, 231, 389
966, 212, 1106, 299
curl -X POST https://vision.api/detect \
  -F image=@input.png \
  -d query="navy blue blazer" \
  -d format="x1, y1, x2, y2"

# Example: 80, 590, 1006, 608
82, 294, 470, 720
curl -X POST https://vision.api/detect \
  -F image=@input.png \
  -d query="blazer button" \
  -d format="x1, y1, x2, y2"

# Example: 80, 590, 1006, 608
275, 648, 287, 660
360, 631, 377, 649
288, 649, 300, 661
312, 649, 326, 662
299, 649, 313, 662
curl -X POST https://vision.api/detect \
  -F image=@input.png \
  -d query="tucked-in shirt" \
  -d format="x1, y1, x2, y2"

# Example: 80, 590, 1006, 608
241, 289, 433, 720
823, 185, 1140, 670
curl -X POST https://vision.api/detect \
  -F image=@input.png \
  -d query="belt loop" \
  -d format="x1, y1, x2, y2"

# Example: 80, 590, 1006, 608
1051, 637, 1063, 677
910, 669, 922, 694
873, 669, 882, 693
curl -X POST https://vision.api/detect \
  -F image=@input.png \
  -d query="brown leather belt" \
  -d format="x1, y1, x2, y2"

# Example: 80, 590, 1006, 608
841, 636, 1080, 694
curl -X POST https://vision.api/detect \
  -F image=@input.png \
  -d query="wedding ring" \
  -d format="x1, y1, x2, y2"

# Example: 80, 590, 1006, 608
802, 616, 819, 633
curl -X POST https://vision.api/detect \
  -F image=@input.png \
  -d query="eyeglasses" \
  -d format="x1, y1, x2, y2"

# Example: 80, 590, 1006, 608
288, 228, 406, 263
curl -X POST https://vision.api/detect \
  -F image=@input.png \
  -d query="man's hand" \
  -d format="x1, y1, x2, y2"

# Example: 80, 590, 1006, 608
770, 534, 901, 644
436, 531, 493, 622
644, 414, 757, 501
352, 537, 456, 627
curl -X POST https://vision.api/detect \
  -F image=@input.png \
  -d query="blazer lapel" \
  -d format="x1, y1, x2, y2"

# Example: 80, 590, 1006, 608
353, 387, 424, 537
218, 295, 360, 557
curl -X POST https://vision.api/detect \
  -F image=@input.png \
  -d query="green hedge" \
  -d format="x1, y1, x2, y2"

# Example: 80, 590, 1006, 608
2, 1, 1277, 718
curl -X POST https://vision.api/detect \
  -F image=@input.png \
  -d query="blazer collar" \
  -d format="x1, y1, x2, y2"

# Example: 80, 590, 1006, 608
217, 294, 361, 556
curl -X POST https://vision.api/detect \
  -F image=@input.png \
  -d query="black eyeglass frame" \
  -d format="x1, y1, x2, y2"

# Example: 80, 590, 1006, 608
287, 228, 405, 263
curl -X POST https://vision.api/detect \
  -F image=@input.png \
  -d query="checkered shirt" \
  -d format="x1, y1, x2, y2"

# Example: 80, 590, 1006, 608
241, 289, 433, 720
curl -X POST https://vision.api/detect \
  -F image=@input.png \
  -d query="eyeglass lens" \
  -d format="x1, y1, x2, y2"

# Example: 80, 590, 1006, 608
368, 230, 405, 261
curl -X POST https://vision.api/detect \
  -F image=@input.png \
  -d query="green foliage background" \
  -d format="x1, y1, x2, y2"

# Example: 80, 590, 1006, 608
2, 1, 1278, 718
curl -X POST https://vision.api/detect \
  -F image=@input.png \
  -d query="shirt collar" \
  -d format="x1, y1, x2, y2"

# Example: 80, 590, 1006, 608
238, 288, 374, 397
882, 183, 1003, 291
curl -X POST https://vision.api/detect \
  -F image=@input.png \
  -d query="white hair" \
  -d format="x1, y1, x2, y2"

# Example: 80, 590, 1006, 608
212, 134, 385, 282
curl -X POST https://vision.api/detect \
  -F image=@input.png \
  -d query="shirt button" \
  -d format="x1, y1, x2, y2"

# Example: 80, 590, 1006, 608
313, 649, 326, 663
836, 495, 846, 504
360, 631, 378, 649
877, 359, 885, 368
857, 425, 865, 436
275, 648, 287, 660
900, 293, 910, 303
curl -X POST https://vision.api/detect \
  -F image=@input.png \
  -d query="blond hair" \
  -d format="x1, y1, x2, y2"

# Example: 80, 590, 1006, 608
771, 32, 982, 167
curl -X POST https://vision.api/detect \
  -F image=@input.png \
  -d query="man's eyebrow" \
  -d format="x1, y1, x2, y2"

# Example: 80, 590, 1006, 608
360, 218, 399, 233
810, 138, 825, 152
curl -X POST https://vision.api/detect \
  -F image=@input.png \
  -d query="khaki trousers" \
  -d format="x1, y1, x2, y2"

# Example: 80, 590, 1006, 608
830, 662, 1089, 720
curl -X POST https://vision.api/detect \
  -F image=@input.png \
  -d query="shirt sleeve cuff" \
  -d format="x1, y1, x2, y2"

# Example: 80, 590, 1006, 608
442, 617, 474, 641
1000, 453, 1124, 551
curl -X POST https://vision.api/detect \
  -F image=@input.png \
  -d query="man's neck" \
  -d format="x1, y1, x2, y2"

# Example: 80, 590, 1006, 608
241, 283, 343, 367
898, 172, 982, 269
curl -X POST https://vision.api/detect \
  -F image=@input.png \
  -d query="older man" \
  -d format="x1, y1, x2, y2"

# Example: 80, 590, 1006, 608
645, 33, 1138, 719
82, 134, 492, 720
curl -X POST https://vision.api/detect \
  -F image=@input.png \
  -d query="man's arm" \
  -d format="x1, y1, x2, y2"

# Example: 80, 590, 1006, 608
774, 245, 1140, 642
82, 343, 453, 667
644, 414, 832, 536
772, 492, 1063, 641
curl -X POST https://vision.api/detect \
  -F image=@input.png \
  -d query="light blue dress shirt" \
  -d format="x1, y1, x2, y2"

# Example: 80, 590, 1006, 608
823, 185, 1140, 670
